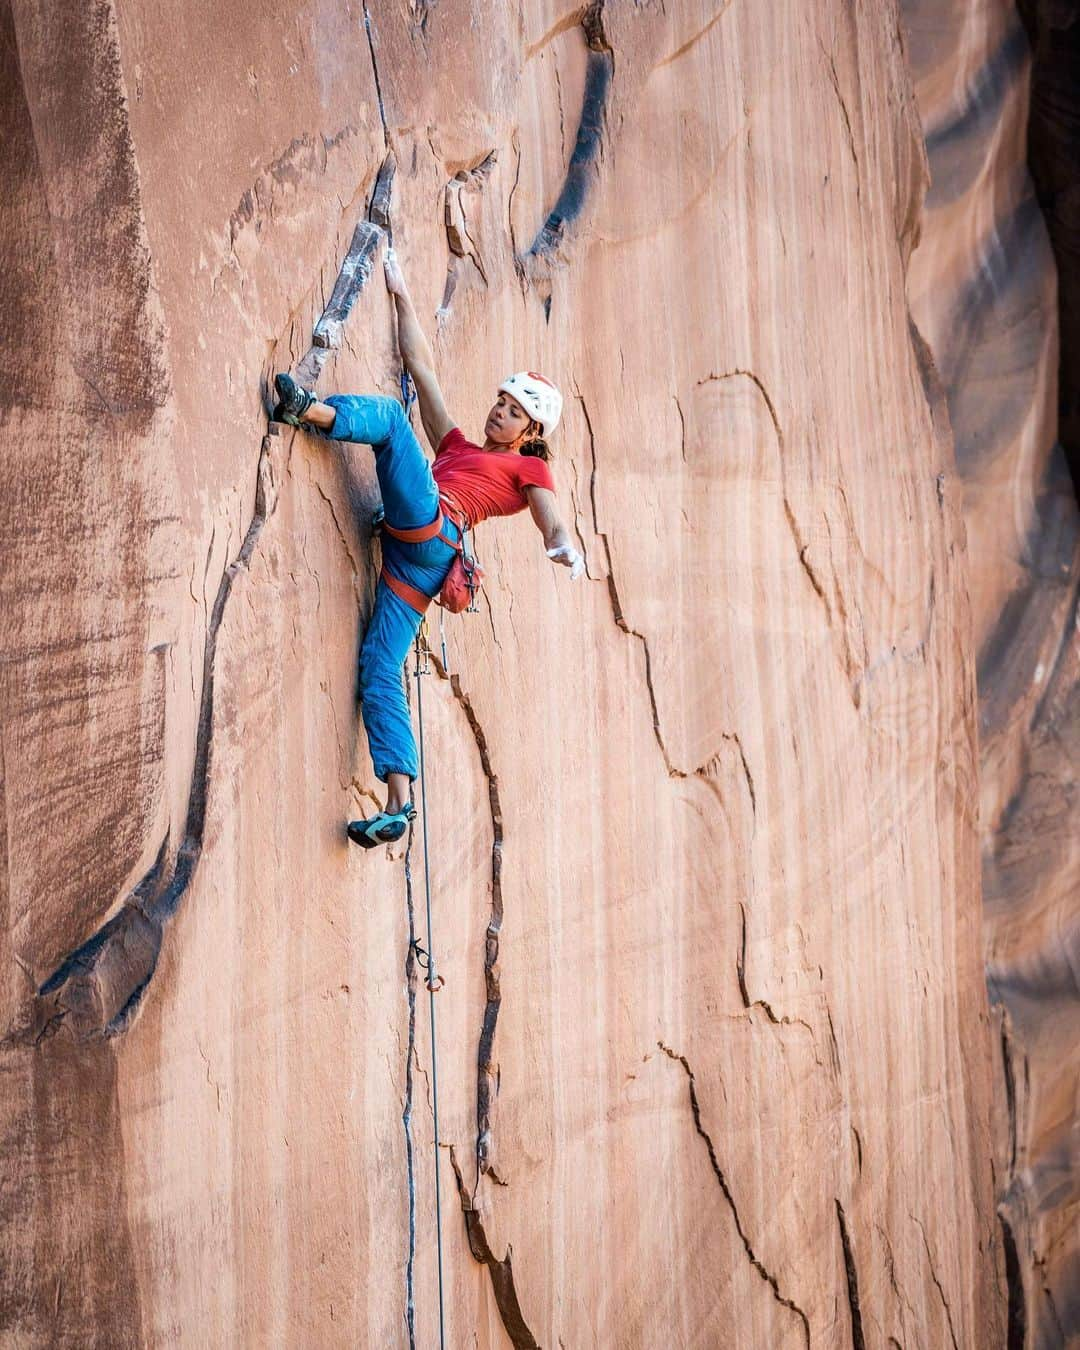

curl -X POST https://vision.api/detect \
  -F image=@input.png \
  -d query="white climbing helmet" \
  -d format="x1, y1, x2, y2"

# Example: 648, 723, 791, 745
497, 371, 563, 438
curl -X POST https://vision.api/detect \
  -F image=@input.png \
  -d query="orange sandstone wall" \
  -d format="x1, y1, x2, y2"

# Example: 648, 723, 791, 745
1, 2, 1007, 1345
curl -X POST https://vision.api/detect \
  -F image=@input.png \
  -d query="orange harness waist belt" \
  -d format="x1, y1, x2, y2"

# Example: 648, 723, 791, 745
379, 497, 469, 614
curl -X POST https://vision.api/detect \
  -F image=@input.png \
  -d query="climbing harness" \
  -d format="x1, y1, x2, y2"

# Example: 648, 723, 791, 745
378, 499, 484, 616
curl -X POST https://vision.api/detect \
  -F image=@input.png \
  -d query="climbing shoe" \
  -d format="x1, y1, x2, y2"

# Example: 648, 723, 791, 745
347, 803, 417, 849
272, 372, 316, 426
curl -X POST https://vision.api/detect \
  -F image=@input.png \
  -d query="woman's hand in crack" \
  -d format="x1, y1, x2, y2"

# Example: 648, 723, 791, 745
383, 247, 409, 299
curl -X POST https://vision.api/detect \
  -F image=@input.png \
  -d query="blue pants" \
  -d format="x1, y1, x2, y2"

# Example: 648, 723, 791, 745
324, 394, 457, 783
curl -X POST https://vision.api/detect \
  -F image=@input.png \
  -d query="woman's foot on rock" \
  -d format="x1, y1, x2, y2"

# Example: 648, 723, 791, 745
347, 804, 416, 849
273, 372, 316, 426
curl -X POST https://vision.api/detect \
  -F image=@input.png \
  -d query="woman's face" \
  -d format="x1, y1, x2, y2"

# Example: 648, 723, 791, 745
484, 392, 532, 445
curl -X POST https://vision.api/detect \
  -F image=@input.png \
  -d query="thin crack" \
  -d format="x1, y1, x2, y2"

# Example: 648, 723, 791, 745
362, 2, 391, 150
735, 904, 813, 1031
577, 391, 681, 775
912, 1215, 960, 1350
658, 1042, 811, 1348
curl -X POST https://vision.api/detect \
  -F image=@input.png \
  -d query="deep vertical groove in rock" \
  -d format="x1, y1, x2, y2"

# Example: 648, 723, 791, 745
835, 1200, 867, 1350
447, 1144, 540, 1349
999, 1213, 1027, 1350
658, 1043, 811, 1347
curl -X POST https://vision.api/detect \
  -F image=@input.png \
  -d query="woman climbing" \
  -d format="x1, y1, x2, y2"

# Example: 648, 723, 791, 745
272, 249, 585, 850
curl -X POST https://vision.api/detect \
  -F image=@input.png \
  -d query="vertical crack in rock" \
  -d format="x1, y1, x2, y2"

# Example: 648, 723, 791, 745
423, 652, 543, 1343
696, 369, 835, 626
525, 2, 613, 262
835, 1200, 867, 1350
29, 200, 386, 1040
912, 1216, 961, 1350
819, 42, 861, 199
658, 1043, 811, 1348
446, 1144, 540, 1349
998, 1212, 1027, 1350
438, 152, 497, 318
426, 661, 505, 1181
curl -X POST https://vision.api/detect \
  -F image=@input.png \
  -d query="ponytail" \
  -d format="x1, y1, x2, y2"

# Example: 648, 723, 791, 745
519, 436, 551, 461
517, 418, 551, 462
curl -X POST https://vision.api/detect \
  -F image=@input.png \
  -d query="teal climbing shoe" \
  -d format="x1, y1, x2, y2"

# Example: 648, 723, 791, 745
347, 804, 417, 849
272, 372, 316, 426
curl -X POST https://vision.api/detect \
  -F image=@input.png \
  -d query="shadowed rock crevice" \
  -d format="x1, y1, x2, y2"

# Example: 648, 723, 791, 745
657, 1042, 812, 1348
836, 1200, 867, 1350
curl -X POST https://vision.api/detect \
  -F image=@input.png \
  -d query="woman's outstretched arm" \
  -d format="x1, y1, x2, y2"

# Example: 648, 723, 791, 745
526, 487, 586, 579
384, 251, 456, 451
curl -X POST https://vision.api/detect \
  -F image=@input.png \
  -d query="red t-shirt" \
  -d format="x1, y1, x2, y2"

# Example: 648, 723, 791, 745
433, 428, 555, 527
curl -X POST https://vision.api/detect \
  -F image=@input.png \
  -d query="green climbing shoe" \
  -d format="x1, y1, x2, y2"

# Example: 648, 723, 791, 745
347, 804, 417, 850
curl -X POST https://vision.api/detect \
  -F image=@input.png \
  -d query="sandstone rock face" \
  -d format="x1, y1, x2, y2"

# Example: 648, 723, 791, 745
904, 0, 1079, 1342
2, 1, 1009, 1345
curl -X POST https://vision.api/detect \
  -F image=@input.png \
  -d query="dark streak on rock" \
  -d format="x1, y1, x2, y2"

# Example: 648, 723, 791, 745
446, 1144, 540, 1349
923, 20, 1028, 209
836, 1200, 867, 1350
526, 2, 613, 259
658, 1042, 811, 1348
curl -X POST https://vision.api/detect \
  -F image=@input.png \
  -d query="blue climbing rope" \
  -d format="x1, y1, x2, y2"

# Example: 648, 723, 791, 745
412, 626, 446, 1350
398, 365, 447, 1350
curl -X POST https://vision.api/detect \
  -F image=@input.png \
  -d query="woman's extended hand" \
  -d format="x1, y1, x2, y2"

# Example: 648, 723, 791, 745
384, 247, 409, 298
547, 544, 586, 580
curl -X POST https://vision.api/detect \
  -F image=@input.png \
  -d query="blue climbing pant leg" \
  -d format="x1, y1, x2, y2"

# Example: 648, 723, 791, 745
323, 393, 440, 530
357, 580, 425, 783
323, 394, 458, 782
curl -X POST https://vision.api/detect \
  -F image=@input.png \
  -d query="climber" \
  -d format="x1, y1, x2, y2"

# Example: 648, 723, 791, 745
273, 248, 585, 850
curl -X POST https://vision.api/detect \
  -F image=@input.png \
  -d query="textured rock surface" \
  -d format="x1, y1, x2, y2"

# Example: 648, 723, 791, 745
2, 1, 1010, 1345
904, 0, 1079, 1342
